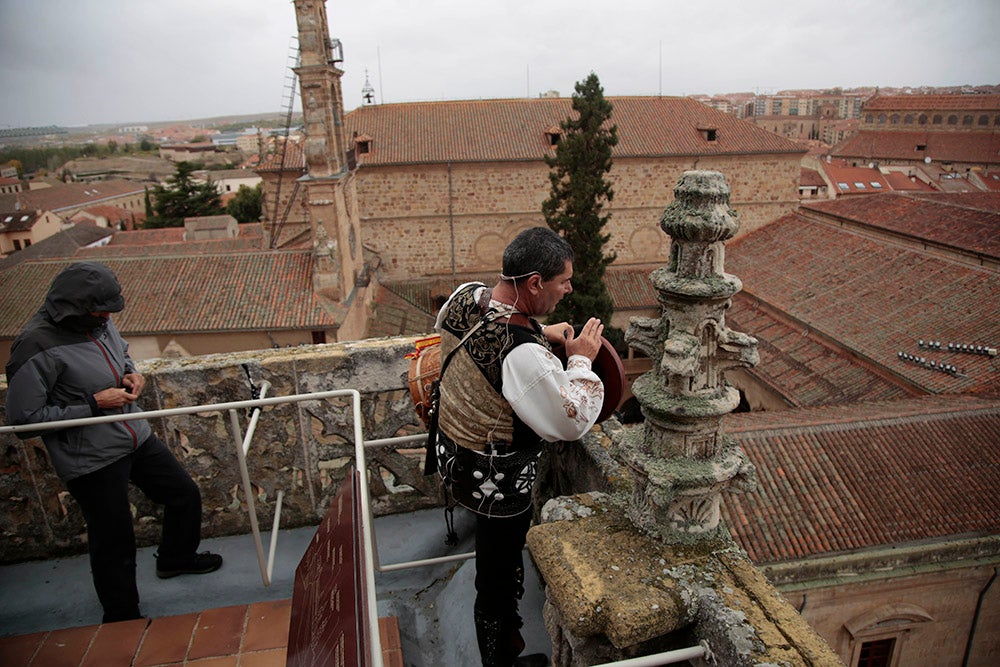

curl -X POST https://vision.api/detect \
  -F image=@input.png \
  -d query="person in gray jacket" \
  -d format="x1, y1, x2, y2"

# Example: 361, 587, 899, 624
5, 262, 222, 623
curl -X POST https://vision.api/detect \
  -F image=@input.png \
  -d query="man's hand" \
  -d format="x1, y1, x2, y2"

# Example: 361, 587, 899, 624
564, 317, 604, 361
542, 322, 573, 345
122, 372, 145, 397
94, 386, 139, 409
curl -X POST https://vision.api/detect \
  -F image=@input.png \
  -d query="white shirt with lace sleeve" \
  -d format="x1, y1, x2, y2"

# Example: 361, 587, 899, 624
501, 342, 605, 443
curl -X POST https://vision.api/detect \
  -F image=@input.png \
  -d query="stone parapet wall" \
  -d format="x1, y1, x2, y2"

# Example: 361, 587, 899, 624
0, 336, 437, 564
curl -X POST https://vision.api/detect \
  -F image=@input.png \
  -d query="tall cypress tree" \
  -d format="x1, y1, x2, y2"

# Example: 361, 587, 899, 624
145, 161, 223, 228
542, 72, 619, 335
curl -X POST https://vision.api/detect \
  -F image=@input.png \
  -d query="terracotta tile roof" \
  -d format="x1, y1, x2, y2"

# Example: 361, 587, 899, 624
0, 226, 114, 270
883, 171, 935, 191
802, 192, 1000, 259
832, 130, 1000, 165
0, 252, 337, 338
818, 162, 890, 195
727, 212, 1000, 395
721, 395, 1000, 563
95, 223, 263, 247
257, 143, 306, 172
799, 168, 826, 188
975, 170, 1000, 191
727, 292, 918, 407
862, 94, 1000, 111
15, 180, 146, 213
0, 209, 41, 232
345, 97, 804, 166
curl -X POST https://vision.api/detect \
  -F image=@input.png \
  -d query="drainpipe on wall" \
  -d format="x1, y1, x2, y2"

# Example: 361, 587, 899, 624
448, 162, 455, 279
963, 567, 997, 667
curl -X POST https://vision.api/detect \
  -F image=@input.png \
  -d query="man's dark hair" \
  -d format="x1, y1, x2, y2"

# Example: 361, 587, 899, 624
501, 227, 573, 282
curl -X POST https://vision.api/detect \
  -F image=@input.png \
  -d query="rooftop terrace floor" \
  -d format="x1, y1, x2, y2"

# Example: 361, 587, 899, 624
0, 507, 551, 666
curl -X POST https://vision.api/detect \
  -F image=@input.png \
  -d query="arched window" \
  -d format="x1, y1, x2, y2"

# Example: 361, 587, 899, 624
978, 115, 989, 126
962, 115, 973, 126
865, 114, 874, 123
890, 114, 899, 124
932, 115, 943, 124
947, 115, 958, 125
878, 114, 887, 124
904, 114, 914, 124
845, 604, 934, 667
918, 114, 927, 125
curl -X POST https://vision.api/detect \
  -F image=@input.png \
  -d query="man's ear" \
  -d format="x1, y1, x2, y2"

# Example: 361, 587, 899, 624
528, 274, 544, 293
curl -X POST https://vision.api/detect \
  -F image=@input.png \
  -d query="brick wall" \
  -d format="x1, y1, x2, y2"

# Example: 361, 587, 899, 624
356, 155, 801, 279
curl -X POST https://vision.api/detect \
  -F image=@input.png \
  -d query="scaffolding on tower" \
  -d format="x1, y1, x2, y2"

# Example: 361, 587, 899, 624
269, 38, 302, 249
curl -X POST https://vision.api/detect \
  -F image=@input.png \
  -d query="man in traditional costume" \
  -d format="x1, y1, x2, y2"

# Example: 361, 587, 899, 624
432, 227, 605, 666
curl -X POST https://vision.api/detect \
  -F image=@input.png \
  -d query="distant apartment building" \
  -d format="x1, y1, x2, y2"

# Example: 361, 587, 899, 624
833, 94, 1000, 172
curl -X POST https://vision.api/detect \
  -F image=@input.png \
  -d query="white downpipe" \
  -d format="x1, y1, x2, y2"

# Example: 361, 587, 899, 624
591, 642, 712, 666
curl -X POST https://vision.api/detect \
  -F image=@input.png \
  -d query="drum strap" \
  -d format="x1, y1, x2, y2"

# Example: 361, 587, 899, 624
422, 306, 510, 475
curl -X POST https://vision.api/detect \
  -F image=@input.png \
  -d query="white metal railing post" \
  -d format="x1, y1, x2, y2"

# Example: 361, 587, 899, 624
228, 380, 275, 587
349, 389, 384, 667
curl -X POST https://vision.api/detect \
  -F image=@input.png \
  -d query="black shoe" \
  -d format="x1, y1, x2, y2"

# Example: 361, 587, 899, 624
514, 655, 550, 667
156, 551, 223, 579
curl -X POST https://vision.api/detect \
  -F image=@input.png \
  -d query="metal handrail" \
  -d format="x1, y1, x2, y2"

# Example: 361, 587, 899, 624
2, 391, 712, 667
1, 388, 385, 667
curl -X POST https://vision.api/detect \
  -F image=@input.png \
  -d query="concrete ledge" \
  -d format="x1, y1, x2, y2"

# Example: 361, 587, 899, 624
527, 493, 844, 666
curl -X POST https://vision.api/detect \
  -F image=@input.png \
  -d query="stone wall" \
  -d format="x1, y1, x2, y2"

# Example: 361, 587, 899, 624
357, 154, 801, 280
0, 336, 437, 564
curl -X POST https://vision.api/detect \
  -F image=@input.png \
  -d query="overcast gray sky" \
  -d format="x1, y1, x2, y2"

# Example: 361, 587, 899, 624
1, 0, 997, 128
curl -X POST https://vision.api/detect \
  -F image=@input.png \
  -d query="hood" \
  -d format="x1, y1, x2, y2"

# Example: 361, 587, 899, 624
42, 262, 125, 324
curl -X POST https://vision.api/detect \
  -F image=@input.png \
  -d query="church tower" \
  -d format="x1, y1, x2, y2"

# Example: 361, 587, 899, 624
292, 0, 368, 336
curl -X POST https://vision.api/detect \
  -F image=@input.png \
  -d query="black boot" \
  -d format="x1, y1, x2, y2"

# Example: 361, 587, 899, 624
513, 655, 550, 667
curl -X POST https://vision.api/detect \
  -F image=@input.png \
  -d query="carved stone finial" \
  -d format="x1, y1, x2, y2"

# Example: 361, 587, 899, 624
618, 170, 758, 542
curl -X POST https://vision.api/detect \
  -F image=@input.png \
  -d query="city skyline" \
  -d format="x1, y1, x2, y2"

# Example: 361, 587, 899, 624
1, 0, 998, 129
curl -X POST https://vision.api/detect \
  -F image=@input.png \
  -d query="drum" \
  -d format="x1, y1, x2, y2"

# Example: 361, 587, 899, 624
407, 335, 441, 426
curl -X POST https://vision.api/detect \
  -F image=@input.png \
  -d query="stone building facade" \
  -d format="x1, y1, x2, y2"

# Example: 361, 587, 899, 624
259, 96, 805, 282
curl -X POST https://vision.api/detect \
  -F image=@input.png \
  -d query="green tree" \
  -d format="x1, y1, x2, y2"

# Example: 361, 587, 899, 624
541, 72, 619, 340
226, 183, 263, 223
145, 161, 223, 228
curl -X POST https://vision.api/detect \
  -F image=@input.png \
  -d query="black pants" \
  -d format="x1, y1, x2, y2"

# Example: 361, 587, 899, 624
65, 434, 202, 622
474, 510, 533, 666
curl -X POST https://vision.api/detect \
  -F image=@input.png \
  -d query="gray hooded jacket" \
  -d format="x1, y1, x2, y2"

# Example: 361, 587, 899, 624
5, 262, 152, 481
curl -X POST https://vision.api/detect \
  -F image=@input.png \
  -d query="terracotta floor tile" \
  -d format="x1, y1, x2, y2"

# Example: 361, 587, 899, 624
33, 625, 99, 667
378, 616, 401, 650
243, 600, 292, 652
81, 618, 150, 667
186, 657, 239, 667
0, 631, 47, 666
240, 648, 287, 667
383, 647, 405, 667
134, 613, 198, 667
187, 605, 247, 660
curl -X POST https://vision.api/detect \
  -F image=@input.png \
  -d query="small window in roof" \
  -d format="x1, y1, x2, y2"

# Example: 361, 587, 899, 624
870, 182, 882, 188
915, 144, 927, 151
854, 182, 866, 189
21, 215, 29, 221
838, 182, 849, 190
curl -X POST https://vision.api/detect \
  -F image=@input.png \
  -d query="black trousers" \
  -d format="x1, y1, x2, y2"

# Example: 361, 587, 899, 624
65, 434, 202, 622
474, 510, 533, 666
